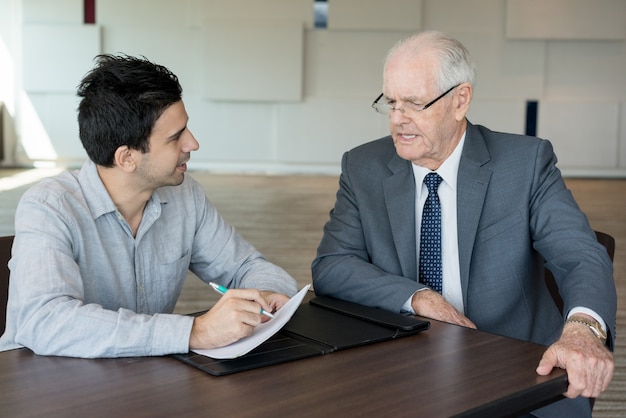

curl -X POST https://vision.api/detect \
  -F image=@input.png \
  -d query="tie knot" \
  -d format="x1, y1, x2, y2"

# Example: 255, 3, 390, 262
424, 172, 443, 194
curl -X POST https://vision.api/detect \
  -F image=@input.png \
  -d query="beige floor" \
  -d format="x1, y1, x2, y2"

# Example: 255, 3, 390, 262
1, 168, 624, 417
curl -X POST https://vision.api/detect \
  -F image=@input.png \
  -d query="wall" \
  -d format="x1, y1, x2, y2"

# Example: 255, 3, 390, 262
0, 0, 20, 164
2, 0, 626, 176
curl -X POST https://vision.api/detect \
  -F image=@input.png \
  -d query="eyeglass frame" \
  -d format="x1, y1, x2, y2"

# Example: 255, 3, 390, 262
371, 84, 460, 115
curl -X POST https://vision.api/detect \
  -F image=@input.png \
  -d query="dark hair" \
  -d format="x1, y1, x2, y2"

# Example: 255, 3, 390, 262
77, 54, 183, 166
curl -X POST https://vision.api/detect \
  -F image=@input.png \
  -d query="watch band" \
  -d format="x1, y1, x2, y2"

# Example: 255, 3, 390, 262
566, 315, 607, 344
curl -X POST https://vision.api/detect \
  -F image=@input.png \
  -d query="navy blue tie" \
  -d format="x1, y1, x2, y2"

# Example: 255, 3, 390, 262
419, 172, 443, 293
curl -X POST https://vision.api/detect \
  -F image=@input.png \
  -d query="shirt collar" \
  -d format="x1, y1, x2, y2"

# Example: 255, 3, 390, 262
78, 159, 118, 220
77, 159, 168, 220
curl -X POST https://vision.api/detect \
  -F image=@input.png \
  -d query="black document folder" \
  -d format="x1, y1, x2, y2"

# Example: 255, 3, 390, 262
172, 295, 430, 376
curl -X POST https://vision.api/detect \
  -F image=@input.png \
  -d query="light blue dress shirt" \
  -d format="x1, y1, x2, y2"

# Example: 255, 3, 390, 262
0, 160, 297, 358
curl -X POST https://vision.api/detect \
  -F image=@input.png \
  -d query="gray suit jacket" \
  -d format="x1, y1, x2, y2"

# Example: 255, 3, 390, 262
312, 122, 616, 417
313, 121, 616, 347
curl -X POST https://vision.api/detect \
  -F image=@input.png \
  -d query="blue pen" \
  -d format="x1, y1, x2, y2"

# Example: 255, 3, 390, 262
209, 282, 276, 319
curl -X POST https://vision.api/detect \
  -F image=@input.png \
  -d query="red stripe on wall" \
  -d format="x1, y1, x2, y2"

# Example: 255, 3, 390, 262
84, 0, 95, 24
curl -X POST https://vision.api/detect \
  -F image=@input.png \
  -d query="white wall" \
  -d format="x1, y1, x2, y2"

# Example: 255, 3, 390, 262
1, 0, 625, 176
0, 0, 21, 163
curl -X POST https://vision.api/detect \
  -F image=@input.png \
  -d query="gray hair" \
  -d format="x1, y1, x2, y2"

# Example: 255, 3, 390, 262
385, 31, 476, 92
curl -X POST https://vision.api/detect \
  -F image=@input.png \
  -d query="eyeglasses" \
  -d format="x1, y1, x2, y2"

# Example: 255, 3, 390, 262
371, 84, 460, 115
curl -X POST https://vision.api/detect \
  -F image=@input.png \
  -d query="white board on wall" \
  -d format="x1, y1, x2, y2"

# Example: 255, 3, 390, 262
467, 99, 527, 136
304, 30, 413, 99
202, 19, 304, 102
328, 0, 422, 31
22, 0, 83, 24
201, 0, 314, 29
506, 0, 626, 40
538, 100, 620, 169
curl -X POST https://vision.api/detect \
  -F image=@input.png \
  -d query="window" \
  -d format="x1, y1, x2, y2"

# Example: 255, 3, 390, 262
314, 0, 328, 29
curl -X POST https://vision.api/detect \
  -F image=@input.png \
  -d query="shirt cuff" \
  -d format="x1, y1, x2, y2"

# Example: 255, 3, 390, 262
567, 307, 607, 332
401, 290, 428, 314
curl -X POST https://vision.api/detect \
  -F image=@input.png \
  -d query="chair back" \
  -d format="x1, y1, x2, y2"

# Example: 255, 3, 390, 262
545, 230, 615, 313
0, 235, 14, 335
594, 230, 616, 261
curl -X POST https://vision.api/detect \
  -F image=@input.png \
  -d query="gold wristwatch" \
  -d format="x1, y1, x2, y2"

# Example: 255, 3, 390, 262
566, 315, 607, 344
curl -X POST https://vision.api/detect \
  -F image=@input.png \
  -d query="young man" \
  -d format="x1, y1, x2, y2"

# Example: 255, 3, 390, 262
312, 31, 615, 417
0, 54, 297, 358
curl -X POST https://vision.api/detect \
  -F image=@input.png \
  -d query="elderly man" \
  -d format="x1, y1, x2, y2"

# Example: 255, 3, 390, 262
312, 31, 615, 418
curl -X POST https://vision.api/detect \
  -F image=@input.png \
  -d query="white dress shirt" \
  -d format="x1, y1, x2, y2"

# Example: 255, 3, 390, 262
403, 134, 465, 313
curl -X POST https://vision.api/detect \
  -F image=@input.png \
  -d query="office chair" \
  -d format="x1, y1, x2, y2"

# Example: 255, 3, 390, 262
544, 230, 616, 314
0, 235, 14, 335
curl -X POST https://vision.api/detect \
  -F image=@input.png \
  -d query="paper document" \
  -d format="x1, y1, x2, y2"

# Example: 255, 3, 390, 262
192, 284, 311, 359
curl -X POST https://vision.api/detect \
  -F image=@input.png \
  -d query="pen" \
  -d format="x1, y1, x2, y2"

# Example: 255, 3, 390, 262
209, 282, 276, 319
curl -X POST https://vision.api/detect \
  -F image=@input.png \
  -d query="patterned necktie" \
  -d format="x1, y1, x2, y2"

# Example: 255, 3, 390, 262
419, 172, 443, 293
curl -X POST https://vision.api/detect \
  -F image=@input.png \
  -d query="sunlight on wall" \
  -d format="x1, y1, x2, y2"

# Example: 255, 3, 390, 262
2, 35, 59, 164
0, 37, 15, 115
18, 90, 57, 161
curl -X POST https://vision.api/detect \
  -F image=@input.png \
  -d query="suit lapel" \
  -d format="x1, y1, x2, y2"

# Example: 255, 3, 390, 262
457, 123, 492, 306
383, 154, 418, 281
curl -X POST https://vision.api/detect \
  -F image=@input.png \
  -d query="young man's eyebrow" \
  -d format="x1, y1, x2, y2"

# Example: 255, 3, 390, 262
168, 125, 187, 140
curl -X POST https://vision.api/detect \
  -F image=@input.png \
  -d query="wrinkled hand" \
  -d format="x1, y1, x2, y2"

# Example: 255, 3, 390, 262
536, 319, 614, 398
411, 289, 476, 329
189, 288, 277, 350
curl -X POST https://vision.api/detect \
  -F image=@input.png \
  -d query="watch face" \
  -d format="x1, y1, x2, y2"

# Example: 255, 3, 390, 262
590, 320, 607, 340
592, 327, 606, 343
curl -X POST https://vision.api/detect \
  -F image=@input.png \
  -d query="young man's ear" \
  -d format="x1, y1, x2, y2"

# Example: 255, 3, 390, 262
113, 146, 139, 172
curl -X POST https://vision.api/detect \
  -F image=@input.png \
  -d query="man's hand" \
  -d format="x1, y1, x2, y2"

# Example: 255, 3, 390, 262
536, 315, 614, 398
260, 290, 290, 314
411, 289, 476, 328
188, 288, 287, 350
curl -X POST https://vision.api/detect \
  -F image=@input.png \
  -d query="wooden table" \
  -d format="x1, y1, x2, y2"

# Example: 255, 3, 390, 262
0, 318, 567, 417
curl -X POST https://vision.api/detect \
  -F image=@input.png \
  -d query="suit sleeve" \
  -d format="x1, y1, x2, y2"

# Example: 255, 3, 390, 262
312, 151, 425, 313
529, 140, 616, 348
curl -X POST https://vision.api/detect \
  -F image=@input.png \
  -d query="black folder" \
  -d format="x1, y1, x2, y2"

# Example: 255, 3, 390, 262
172, 295, 430, 376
